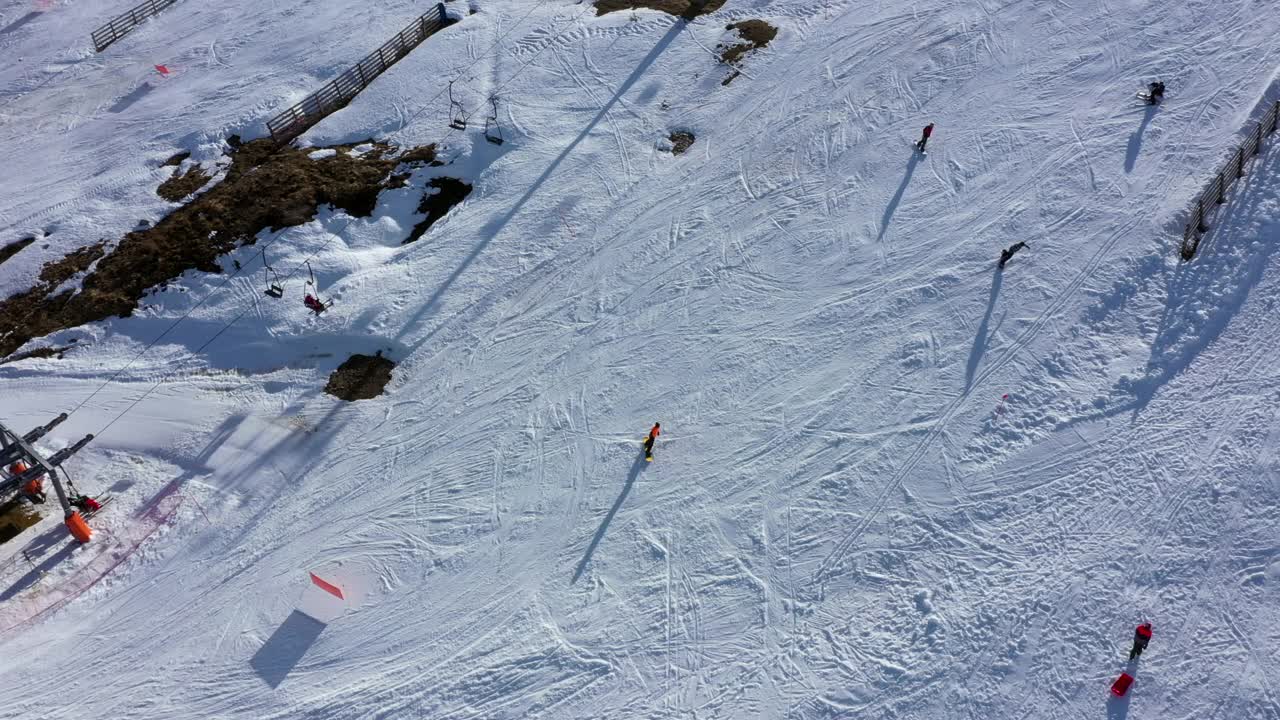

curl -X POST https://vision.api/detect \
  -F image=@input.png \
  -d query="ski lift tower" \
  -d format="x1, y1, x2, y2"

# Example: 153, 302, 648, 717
0, 413, 96, 543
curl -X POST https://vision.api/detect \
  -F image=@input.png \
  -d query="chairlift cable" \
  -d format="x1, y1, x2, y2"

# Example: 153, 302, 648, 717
57, 0, 609, 441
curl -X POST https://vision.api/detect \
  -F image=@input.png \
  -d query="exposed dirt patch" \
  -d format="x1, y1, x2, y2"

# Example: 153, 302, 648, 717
719, 19, 777, 65
0, 138, 441, 359
38, 242, 104, 285
157, 166, 212, 202
398, 145, 442, 166
669, 131, 695, 155
324, 351, 396, 401
0, 344, 76, 365
0, 237, 34, 268
162, 151, 190, 167
405, 177, 473, 244
594, 0, 727, 20
0, 498, 41, 545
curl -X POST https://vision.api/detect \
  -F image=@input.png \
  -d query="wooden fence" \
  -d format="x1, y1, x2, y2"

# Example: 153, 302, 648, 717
1181, 99, 1280, 260
91, 0, 180, 53
266, 4, 455, 144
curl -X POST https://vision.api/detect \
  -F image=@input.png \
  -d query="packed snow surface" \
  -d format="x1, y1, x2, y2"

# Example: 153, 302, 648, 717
1, 0, 1279, 718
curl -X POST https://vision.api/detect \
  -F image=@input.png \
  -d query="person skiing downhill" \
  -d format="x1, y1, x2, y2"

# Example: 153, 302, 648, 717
916, 123, 934, 152
1129, 623, 1152, 660
998, 241, 1028, 268
1146, 81, 1165, 105
644, 423, 660, 461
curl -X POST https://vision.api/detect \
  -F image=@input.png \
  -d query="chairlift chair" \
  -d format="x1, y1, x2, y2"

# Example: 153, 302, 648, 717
302, 260, 329, 314
484, 97, 504, 146
448, 80, 467, 130
263, 264, 284, 298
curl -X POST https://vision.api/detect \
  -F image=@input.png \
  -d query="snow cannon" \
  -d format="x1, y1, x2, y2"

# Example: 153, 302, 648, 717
65, 510, 92, 543
1111, 672, 1134, 697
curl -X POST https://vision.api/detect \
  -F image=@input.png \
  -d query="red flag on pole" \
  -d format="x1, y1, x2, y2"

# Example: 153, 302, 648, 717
309, 572, 344, 600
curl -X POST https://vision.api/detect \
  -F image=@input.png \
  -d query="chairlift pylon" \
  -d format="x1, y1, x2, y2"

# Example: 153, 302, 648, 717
448, 80, 467, 131
484, 96, 504, 146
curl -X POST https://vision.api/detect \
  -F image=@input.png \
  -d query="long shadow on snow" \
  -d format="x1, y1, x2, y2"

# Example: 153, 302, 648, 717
1124, 104, 1156, 174
250, 609, 327, 688
572, 452, 648, 584
396, 18, 691, 351
1052, 149, 1280, 431
108, 83, 155, 115
877, 151, 920, 242
1125, 148, 1280, 416
0, 540, 76, 602
963, 265, 1004, 393
0, 11, 39, 36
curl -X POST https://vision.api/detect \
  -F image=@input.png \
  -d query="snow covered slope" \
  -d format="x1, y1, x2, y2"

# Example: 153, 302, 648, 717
1, 0, 1278, 717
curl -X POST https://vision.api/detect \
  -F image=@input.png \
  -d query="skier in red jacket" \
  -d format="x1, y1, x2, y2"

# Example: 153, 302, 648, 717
1129, 623, 1152, 659
71, 495, 102, 514
916, 123, 934, 152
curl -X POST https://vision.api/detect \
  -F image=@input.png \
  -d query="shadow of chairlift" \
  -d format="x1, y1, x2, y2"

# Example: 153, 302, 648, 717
448, 80, 467, 131
484, 97, 504, 146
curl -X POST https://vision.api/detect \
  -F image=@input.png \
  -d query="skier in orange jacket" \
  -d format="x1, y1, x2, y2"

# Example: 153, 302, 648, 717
644, 423, 660, 460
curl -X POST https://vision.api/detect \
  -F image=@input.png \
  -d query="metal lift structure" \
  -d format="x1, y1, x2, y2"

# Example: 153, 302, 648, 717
0, 414, 96, 543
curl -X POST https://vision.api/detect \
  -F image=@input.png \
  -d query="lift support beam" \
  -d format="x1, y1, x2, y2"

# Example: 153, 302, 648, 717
0, 414, 96, 542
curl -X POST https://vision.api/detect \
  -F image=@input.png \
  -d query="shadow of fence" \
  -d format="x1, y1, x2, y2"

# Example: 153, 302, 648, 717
1180, 98, 1279, 260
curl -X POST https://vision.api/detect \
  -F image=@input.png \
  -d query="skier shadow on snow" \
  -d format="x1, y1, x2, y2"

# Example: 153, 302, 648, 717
571, 451, 648, 584
963, 265, 1003, 393
877, 151, 921, 242
250, 609, 327, 688
1124, 104, 1156, 174
396, 19, 689, 352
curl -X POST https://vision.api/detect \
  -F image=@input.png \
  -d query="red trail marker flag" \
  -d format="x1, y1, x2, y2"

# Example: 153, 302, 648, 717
309, 572, 345, 600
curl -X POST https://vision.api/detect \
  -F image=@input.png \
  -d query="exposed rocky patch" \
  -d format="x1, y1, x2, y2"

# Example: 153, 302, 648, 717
594, 0, 726, 20
0, 498, 41, 545
0, 342, 77, 365
669, 131, 695, 155
0, 138, 442, 359
157, 166, 212, 202
718, 19, 777, 85
324, 351, 396, 401
405, 177, 473, 244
